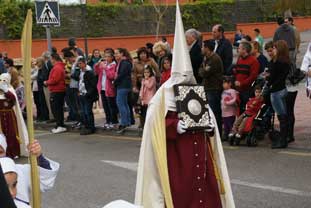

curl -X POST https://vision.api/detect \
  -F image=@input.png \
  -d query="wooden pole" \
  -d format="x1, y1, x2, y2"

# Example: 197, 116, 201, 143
21, 9, 41, 208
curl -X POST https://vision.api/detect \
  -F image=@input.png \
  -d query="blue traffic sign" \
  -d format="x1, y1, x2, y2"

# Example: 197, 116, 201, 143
35, 1, 60, 26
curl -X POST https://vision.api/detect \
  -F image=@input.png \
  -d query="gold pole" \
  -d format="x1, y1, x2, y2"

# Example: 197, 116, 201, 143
21, 9, 41, 208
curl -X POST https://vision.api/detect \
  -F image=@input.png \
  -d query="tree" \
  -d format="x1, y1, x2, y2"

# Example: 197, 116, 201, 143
274, 0, 306, 17
151, 0, 169, 40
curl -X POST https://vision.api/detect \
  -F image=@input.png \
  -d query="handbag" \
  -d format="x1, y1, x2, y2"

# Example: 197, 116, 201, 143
287, 64, 305, 85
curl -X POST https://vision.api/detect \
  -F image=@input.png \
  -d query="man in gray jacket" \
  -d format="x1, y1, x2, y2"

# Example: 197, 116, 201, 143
273, 17, 296, 64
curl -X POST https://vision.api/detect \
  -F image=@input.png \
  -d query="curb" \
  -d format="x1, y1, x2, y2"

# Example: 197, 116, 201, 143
34, 122, 143, 138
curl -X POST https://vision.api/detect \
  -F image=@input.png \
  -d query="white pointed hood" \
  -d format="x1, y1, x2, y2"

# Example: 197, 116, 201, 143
161, 1, 197, 111
0, 157, 17, 174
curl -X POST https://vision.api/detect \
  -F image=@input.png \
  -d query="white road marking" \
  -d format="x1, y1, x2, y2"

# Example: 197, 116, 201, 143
231, 179, 311, 197
101, 160, 138, 171
278, 151, 311, 157
101, 160, 311, 197
34, 132, 53, 137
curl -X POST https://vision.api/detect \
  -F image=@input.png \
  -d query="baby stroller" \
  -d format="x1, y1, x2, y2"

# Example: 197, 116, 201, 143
230, 77, 274, 146
229, 103, 274, 146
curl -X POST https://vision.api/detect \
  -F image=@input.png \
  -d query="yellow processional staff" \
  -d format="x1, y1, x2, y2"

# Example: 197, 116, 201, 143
21, 9, 41, 208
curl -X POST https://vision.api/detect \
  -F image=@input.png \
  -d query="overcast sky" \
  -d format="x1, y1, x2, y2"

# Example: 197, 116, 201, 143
59, 0, 81, 4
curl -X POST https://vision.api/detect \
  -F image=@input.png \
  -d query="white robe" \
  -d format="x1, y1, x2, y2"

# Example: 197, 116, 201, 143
134, 87, 235, 208
0, 86, 29, 157
15, 158, 60, 204
301, 42, 311, 90
103, 200, 141, 208
14, 199, 31, 208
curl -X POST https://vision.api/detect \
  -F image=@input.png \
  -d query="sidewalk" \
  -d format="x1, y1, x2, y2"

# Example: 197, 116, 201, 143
35, 30, 311, 149
34, 107, 143, 137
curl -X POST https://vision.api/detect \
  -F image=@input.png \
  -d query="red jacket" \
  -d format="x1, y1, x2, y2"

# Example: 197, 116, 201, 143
233, 55, 259, 92
46, 62, 66, 93
160, 68, 171, 85
244, 96, 264, 116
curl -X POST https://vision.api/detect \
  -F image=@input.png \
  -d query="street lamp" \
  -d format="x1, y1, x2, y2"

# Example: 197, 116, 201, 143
80, 0, 88, 59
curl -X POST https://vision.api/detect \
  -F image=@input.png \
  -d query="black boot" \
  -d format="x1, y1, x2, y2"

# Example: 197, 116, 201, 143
287, 116, 295, 143
271, 115, 288, 149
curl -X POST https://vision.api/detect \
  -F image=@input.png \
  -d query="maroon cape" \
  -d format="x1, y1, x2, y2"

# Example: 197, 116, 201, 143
166, 111, 222, 208
0, 91, 20, 158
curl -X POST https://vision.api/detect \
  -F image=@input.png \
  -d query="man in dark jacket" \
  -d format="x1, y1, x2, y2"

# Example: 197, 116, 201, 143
42, 51, 54, 122
212, 24, 233, 75
77, 57, 98, 135
185, 28, 203, 83
199, 39, 224, 137
273, 17, 296, 64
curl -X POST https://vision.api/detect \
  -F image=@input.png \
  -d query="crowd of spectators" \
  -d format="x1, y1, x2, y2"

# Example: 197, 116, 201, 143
0, 16, 309, 149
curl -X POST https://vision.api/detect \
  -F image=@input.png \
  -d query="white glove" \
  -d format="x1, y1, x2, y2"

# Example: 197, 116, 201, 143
205, 120, 215, 132
177, 120, 187, 134
0, 82, 8, 93
205, 120, 215, 136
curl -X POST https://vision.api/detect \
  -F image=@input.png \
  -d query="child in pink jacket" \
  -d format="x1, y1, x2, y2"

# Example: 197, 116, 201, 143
221, 77, 239, 141
139, 65, 157, 128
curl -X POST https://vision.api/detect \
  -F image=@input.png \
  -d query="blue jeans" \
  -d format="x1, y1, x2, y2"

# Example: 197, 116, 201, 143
270, 88, 287, 116
66, 87, 80, 121
116, 88, 131, 126
79, 95, 95, 130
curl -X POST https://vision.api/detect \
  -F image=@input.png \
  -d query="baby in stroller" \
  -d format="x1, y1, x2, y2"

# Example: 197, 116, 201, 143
228, 85, 265, 146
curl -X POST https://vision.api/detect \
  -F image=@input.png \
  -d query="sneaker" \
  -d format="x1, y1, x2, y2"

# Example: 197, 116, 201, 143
72, 122, 82, 129
116, 125, 127, 134
103, 123, 110, 129
52, 126, 67, 134
51, 127, 57, 133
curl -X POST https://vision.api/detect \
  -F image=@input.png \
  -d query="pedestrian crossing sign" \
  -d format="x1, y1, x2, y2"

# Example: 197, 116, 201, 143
35, 1, 60, 26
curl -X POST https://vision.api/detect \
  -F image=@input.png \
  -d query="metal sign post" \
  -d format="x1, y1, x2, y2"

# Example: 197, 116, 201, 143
35, 0, 60, 53
45, 26, 52, 52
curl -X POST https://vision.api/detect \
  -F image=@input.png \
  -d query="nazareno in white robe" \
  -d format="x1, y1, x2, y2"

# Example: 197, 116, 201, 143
15, 158, 60, 205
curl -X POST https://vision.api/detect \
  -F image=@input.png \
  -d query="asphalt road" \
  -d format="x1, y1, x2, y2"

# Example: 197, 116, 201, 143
34, 130, 311, 208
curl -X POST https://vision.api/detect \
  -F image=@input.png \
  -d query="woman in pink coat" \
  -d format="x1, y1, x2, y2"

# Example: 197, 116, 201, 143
94, 48, 118, 129
139, 65, 157, 128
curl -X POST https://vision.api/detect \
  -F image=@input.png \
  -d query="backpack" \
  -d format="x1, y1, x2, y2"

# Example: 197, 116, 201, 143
287, 63, 305, 85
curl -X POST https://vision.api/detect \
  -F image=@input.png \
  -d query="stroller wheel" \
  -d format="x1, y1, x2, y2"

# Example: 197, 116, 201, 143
235, 136, 241, 146
229, 137, 235, 146
251, 137, 258, 146
228, 134, 235, 146
247, 133, 257, 147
